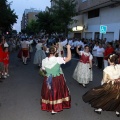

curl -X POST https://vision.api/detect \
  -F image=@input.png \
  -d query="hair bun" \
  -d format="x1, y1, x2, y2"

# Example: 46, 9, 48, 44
108, 53, 118, 64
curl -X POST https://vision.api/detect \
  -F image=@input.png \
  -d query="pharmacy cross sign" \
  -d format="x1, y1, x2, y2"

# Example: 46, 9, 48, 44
100, 25, 107, 34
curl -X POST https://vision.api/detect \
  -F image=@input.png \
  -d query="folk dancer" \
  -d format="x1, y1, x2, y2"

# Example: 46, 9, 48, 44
40, 45, 71, 114
73, 45, 93, 87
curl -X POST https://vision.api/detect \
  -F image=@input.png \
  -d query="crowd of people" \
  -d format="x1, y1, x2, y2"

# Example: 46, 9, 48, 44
0, 34, 120, 117
39, 37, 120, 117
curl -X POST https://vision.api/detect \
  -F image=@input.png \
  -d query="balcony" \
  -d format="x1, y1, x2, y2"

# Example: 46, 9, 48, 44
78, 0, 120, 13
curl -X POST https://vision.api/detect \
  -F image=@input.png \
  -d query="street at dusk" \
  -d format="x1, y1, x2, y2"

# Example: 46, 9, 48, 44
1, 0, 120, 120
0, 50, 119, 120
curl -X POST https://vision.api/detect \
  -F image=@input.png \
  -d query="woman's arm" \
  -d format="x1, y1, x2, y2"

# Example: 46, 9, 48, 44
89, 54, 93, 69
76, 46, 81, 55
64, 45, 71, 63
101, 72, 109, 84
101, 72, 114, 84
89, 60, 92, 69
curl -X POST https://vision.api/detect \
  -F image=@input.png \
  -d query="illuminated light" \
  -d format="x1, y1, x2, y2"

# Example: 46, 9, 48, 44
76, 26, 83, 31
72, 26, 83, 31
72, 27, 76, 31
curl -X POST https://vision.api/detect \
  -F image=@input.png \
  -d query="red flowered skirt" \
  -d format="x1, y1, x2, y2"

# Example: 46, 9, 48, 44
41, 74, 71, 112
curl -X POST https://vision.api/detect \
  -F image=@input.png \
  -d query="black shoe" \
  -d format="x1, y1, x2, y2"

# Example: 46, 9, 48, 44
51, 113, 56, 115
116, 113, 120, 117
94, 109, 101, 114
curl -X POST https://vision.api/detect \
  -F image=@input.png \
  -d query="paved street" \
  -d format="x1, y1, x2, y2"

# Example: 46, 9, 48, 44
0, 50, 119, 120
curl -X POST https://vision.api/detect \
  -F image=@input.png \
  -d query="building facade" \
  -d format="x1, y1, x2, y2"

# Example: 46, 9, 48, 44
70, 0, 120, 41
21, 8, 40, 31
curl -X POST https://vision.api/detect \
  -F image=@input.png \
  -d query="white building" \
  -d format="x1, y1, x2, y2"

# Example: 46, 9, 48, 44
70, 0, 120, 41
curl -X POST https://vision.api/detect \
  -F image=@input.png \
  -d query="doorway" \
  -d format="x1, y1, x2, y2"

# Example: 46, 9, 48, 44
95, 32, 100, 40
74, 33, 81, 39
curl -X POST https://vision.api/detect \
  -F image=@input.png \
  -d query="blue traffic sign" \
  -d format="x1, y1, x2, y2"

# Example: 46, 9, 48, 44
100, 25, 107, 34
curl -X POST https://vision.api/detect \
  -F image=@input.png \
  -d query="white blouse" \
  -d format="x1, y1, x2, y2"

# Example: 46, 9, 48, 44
36, 43, 42, 51
103, 64, 120, 80
42, 56, 65, 70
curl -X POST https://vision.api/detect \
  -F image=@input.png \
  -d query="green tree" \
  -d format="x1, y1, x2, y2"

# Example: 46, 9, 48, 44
36, 11, 56, 36
25, 20, 39, 35
51, 0, 78, 37
0, 0, 18, 34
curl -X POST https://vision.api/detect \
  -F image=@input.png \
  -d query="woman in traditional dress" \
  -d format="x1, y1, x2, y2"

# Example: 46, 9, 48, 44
40, 45, 71, 114
33, 40, 46, 67
73, 45, 93, 87
82, 54, 120, 117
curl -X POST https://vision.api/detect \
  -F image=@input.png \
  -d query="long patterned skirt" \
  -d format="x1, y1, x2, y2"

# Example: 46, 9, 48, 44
73, 62, 93, 84
82, 80, 120, 112
41, 74, 71, 112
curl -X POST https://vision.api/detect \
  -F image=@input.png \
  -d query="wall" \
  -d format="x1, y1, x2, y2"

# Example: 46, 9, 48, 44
79, 0, 112, 12
69, 15, 83, 38
83, 5, 120, 41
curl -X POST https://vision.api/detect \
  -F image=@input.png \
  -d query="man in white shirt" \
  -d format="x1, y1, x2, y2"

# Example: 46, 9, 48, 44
58, 38, 67, 57
96, 44, 105, 69
73, 39, 79, 57
92, 42, 99, 66
69, 39, 74, 55
21, 38, 31, 65
77, 40, 84, 50
68, 39, 73, 45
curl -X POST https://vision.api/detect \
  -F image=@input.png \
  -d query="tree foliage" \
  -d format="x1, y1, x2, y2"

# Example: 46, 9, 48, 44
0, 0, 18, 33
51, 0, 78, 36
36, 11, 56, 36
22, 0, 77, 37
25, 19, 39, 35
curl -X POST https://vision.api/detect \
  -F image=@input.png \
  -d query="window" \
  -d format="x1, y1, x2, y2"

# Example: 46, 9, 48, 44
88, 9, 100, 19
